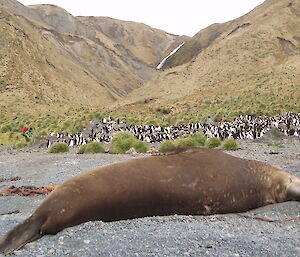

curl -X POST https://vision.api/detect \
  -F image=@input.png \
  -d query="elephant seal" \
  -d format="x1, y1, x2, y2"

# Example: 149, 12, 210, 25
0, 147, 299, 255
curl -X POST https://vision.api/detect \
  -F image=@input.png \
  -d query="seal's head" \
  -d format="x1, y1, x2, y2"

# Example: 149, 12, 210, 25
287, 179, 300, 201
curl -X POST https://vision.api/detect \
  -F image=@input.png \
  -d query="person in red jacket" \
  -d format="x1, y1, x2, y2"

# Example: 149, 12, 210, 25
21, 126, 32, 142
22, 126, 28, 134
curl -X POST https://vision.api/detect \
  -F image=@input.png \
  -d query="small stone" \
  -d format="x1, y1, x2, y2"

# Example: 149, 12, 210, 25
25, 242, 36, 249
84, 239, 90, 244
48, 248, 55, 254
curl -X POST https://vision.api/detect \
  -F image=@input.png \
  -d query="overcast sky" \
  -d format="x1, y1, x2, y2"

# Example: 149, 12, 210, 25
19, 0, 265, 36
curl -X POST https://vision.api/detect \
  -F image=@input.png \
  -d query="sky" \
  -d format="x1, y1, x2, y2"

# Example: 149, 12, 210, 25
18, 0, 266, 36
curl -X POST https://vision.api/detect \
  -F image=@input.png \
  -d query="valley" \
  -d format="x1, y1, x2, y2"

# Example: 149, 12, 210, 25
0, 0, 299, 146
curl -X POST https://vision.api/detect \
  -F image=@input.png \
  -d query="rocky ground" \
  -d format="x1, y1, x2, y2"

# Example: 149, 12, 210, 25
0, 137, 299, 257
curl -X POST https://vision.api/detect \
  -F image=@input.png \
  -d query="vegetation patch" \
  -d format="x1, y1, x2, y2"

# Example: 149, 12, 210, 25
176, 137, 198, 148
156, 107, 172, 115
110, 132, 149, 154
267, 142, 284, 148
1, 125, 12, 133
13, 141, 29, 149
183, 133, 207, 146
158, 140, 177, 152
159, 133, 208, 152
0, 77, 7, 90
77, 144, 87, 154
221, 138, 239, 150
78, 142, 105, 154
88, 112, 104, 120
0, 77, 6, 84
49, 142, 69, 153
132, 140, 149, 153
205, 137, 222, 148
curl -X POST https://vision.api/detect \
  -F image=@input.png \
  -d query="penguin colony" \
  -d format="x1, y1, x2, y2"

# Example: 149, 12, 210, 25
45, 112, 300, 148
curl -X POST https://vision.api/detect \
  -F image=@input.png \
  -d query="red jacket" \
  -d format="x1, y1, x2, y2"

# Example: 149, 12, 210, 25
22, 126, 28, 134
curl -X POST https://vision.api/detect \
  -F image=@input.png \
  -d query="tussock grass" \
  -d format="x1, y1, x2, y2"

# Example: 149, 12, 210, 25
0, 133, 12, 145
183, 132, 207, 146
156, 107, 172, 115
205, 137, 222, 148
159, 132, 208, 152
132, 140, 149, 153
110, 132, 149, 154
49, 142, 69, 153
176, 137, 198, 148
78, 142, 105, 154
13, 141, 29, 149
88, 112, 103, 120
0, 125, 11, 133
159, 140, 177, 152
221, 138, 239, 150
78, 144, 87, 154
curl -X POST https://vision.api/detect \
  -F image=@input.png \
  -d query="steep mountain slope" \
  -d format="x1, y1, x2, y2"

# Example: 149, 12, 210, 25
28, 4, 185, 82
0, 4, 119, 117
77, 16, 188, 66
0, 0, 44, 24
119, 0, 300, 123
162, 22, 233, 69
0, 0, 184, 119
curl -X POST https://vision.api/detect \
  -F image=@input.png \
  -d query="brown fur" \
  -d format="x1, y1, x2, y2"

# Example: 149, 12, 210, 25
0, 147, 299, 255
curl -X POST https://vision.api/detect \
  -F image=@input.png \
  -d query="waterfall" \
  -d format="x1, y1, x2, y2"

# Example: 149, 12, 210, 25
156, 42, 185, 70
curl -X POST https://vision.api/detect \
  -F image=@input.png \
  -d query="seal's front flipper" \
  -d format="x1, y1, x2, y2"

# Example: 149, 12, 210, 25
287, 181, 300, 201
0, 215, 44, 255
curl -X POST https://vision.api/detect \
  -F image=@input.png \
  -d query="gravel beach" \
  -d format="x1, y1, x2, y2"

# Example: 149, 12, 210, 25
0, 138, 299, 257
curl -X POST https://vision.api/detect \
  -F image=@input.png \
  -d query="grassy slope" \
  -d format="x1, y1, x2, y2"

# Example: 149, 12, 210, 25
0, 3, 184, 134
0, 5, 119, 114
0, 5, 115, 144
1, 0, 300, 146
113, 0, 300, 124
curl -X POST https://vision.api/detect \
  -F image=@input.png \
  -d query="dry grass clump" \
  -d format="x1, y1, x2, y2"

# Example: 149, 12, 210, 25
158, 140, 177, 152
110, 132, 149, 154
13, 142, 29, 149
205, 137, 222, 148
78, 142, 105, 154
176, 137, 199, 148
49, 142, 69, 153
159, 132, 208, 152
183, 133, 207, 146
221, 138, 239, 150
